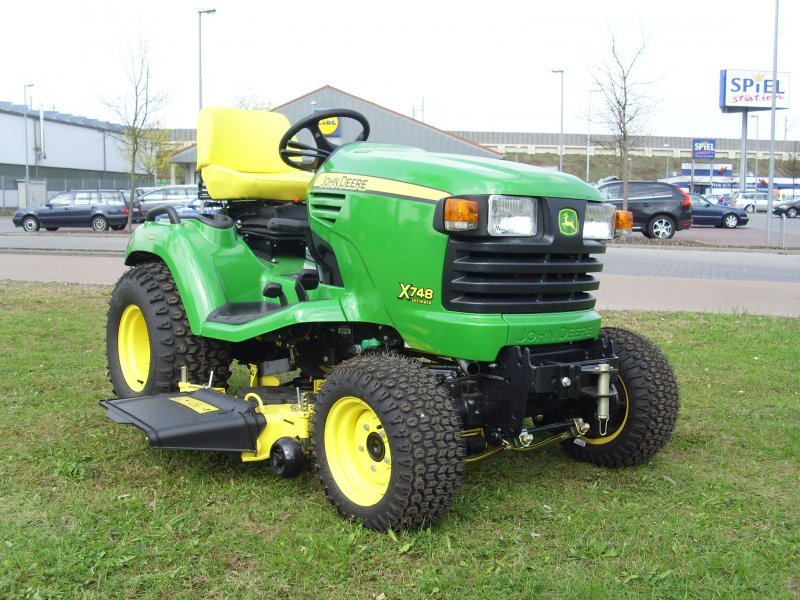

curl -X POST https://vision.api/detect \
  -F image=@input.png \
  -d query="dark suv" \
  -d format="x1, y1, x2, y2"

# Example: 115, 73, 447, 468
597, 180, 692, 239
12, 190, 131, 232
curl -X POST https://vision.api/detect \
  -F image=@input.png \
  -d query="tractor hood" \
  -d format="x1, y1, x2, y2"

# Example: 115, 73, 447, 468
314, 143, 602, 201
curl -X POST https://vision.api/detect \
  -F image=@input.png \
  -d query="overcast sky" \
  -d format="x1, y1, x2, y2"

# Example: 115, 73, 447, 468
2, 0, 797, 141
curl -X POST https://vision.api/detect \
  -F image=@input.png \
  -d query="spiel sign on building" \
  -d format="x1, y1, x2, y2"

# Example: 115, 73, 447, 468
719, 69, 790, 113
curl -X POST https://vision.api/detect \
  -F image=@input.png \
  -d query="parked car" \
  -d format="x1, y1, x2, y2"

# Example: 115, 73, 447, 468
173, 198, 223, 217
704, 193, 730, 205
729, 191, 778, 213
688, 194, 748, 228
772, 195, 800, 218
12, 190, 131, 232
596, 180, 692, 239
133, 185, 199, 222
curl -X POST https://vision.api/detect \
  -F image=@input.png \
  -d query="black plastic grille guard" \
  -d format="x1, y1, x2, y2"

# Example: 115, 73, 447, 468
442, 241, 603, 314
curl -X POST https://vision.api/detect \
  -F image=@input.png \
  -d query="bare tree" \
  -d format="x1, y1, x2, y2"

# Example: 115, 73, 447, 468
139, 128, 171, 186
591, 34, 653, 210
104, 42, 168, 230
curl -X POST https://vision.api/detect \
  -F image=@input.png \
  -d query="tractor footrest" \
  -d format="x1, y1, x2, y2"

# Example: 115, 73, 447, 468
100, 388, 267, 452
207, 301, 283, 325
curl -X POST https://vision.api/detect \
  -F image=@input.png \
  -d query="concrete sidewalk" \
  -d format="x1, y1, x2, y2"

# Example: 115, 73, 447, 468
595, 274, 800, 317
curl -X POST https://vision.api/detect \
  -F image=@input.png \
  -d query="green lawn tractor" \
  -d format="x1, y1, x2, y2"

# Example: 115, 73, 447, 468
102, 107, 679, 531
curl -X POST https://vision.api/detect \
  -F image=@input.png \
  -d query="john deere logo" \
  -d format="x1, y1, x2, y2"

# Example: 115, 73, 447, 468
558, 208, 579, 236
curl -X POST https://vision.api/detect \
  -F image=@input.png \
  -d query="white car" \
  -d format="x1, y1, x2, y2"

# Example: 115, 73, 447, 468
729, 192, 774, 213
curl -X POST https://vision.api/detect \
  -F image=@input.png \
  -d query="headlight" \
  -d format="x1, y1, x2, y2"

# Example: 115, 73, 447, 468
488, 195, 537, 236
583, 202, 616, 240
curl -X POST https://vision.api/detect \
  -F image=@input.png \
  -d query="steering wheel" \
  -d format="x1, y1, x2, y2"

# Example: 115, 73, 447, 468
279, 109, 370, 172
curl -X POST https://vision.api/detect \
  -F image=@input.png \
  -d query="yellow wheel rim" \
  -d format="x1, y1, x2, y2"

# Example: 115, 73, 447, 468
118, 304, 151, 393
584, 376, 630, 445
324, 396, 391, 507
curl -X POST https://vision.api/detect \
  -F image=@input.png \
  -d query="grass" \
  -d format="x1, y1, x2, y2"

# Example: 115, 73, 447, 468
1, 281, 798, 599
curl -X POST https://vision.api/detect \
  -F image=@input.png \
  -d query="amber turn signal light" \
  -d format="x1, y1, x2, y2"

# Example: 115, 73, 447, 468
444, 198, 479, 231
614, 210, 633, 238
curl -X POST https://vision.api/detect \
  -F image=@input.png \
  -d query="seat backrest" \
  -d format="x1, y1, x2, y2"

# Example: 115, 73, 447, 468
197, 108, 292, 174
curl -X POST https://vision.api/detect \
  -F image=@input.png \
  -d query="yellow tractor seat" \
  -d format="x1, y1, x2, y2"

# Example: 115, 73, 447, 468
197, 107, 313, 202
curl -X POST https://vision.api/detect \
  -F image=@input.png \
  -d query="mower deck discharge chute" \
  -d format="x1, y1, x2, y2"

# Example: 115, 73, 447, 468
102, 107, 678, 531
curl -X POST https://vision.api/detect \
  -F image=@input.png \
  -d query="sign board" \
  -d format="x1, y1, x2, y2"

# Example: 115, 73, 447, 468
692, 139, 716, 160
719, 69, 790, 113
313, 109, 341, 137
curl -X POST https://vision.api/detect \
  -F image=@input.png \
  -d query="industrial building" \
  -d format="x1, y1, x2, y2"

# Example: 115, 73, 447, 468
0, 103, 138, 208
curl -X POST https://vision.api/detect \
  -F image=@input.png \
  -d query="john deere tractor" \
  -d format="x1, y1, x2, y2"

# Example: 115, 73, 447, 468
102, 108, 679, 531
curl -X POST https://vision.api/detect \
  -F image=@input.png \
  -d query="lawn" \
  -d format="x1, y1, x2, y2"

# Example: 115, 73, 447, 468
1, 281, 798, 599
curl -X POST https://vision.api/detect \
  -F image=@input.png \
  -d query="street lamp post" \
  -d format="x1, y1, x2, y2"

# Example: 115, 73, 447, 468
586, 88, 600, 182
22, 83, 34, 208
750, 114, 759, 189
663, 143, 670, 178
198, 8, 217, 112
552, 69, 564, 172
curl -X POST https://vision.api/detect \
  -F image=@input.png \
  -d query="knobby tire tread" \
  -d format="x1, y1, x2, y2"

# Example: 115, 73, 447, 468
566, 327, 679, 467
313, 354, 464, 531
107, 261, 231, 397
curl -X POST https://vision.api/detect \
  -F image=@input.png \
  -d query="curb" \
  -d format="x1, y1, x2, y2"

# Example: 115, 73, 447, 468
0, 248, 124, 258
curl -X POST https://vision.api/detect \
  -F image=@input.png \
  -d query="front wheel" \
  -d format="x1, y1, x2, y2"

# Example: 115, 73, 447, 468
22, 216, 40, 232
313, 354, 464, 531
565, 328, 679, 467
106, 262, 231, 397
722, 213, 739, 228
647, 216, 676, 239
92, 216, 109, 232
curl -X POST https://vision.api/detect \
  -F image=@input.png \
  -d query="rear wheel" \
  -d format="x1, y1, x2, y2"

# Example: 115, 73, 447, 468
22, 216, 39, 232
647, 216, 676, 239
106, 262, 231, 397
566, 328, 679, 467
745, 204, 755, 213
722, 213, 739, 228
45, 227, 59, 232
787, 207, 798, 218
313, 354, 464, 531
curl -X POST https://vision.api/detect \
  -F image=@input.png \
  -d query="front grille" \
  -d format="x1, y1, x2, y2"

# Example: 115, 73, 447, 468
442, 238, 604, 314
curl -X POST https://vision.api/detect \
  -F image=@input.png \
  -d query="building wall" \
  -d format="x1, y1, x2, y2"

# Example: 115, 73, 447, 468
0, 111, 128, 172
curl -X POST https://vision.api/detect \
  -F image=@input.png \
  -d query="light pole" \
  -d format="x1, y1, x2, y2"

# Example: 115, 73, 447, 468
22, 83, 34, 208
586, 88, 600, 182
750, 114, 759, 189
198, 8, 216, 112
552, 69, 564, 171
664, 143, 670, 178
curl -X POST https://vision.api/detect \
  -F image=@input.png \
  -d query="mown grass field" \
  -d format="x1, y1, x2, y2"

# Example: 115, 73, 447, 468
1, 281, 798, 599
